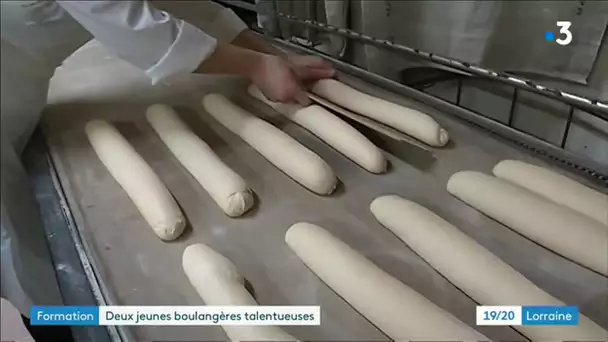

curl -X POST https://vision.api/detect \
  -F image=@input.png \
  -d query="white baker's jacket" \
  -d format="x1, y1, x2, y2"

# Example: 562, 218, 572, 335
0, 0, 247, 316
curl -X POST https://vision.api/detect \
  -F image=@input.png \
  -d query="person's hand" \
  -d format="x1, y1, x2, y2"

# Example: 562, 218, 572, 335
195, 39, 334, 105
287, 55, 335, 85
249, 54, 334, 105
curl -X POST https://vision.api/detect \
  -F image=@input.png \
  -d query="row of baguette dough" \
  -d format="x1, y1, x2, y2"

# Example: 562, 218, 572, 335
84, 80, 608, 339
174, 132, 606, 341
311, 79, 450, 147
202, 93, 338, 195
180, 158, 605, 340
183, 193, 607, 341
448, 170, 608, 276
85, 93, 607, 244
86, 87, 607, 272
85, 78, 451, 238
247, 85, 387, 174
86, 115, 608, 272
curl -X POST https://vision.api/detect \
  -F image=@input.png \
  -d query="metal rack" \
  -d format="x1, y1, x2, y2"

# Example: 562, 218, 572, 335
273, 36, 608, 182
276, 13, 608, 117
217, 0, 608, 184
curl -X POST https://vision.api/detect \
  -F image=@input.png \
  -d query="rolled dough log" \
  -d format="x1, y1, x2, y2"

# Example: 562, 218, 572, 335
493, 160, 608, 226
202, 94, 337, 195
248, 85, 387, 174
447, 171, 608, 276
285, 222, 487, 341
182, 244, 297, 341
146, 104, 254, 217
311, 79, 449, 146
370, 195, 608, 341
85, 119, 185, 240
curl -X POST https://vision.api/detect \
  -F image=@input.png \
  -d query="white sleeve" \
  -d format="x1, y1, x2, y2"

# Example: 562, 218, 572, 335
58, 0, 219, 84
154, 0, 248, 42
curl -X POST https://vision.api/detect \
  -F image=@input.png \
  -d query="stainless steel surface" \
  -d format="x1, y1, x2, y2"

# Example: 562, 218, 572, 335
47, 150, 135, 342
44, 43, 607, 341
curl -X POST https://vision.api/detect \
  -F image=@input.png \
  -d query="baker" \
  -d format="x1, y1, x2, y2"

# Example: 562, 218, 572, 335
0, 1, 334, 341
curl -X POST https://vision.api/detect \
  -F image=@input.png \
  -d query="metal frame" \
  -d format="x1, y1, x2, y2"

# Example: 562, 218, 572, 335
266, 36, 608, 183
215, 0, 608, 183
274, 14, 608, 118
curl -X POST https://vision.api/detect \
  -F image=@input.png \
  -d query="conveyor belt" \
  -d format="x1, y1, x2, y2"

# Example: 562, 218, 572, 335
43, 42, 608, 341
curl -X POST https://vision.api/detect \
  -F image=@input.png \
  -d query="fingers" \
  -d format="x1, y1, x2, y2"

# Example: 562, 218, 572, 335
280, 82, 311, 106
290, 55, 333, 70
263, 79, 310, 106
289, 56, 336, 81
254, 54, 327, 106
274, 84, 311, 105
296, 66, 336, 81
284, 68, 313, 105
294, 89, 312, 106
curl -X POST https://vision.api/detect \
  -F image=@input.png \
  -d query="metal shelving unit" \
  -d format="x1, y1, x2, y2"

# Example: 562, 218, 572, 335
216, 0, 608, 183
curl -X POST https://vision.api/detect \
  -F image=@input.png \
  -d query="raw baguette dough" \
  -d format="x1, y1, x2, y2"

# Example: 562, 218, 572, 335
493, 159, 608, 226
370, 195, 607, 341
146, 104, 254, 217
447, 171, 608, 276
202, 94, 337, 195
182, 244, 297, 341
248, 85, 387, 173
285, 222, 487, 341
311, 79, 449, 146
85, 119, 185, 240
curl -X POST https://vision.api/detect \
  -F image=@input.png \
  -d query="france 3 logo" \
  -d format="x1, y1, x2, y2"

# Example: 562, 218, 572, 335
545, 21, 572, 46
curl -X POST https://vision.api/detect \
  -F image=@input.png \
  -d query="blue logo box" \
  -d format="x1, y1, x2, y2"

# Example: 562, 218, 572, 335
30, 306, 99, 326
522, 306, 578, 326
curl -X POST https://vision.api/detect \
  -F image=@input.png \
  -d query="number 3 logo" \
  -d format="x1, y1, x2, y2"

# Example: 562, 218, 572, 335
556, 21, 572, 46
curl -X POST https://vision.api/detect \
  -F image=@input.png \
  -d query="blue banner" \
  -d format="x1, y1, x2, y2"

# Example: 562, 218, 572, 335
522, 306, 578, 326
30, 306, 99, 326
31, 305, 579, 327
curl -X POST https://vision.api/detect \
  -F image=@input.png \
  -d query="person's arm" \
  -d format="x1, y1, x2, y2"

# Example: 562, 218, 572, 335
174, 0, 250, 44
231, 29, 286, 56
194, 42, 261, 76
57, 0, 220, 85
57, 1, 330, 104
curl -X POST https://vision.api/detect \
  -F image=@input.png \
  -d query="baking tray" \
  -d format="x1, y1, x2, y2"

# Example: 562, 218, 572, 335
43, 54, 608, 341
